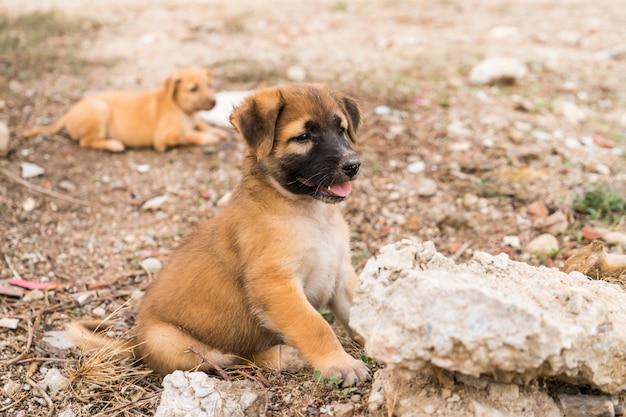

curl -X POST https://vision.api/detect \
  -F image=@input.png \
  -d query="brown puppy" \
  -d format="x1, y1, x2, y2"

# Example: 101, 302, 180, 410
22, 67, 228, 152
69, 84, 370, 386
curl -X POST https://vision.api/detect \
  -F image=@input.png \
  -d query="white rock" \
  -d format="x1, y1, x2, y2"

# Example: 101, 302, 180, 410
525, 233, 559, 257
3, 380, 21, 396
42, 330, 76, 350
155, 371, 261, 417
200, 91, 251, 128
38, 368, 68, 398
407, 161, 426, 174
0, 120, 9, 157
416, 178, 438, 197
286, 65, 307, 81
502, 235, 521, 249
141, 194, 170, 211
351, 239, 626, 394
21, 162, 45, 179
23, 289, 44, 302
469, 57, 528, 85
140, 257, 163, 273
555, 100, 589, 126
23, 197, 36, 212
0, 317, 20, 329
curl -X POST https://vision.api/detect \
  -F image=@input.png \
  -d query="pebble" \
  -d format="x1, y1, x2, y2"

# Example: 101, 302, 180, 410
92, 306, 107, 317
468, 57, 528, 85
0, 317, 20, 329
407, 160, 426, 174
136, 164, 151, 173
42, 330, 76, 350
558, 394, 615, 417
416, 178, 438, 197
141, 257, 163, 273
38, 368, 68, 398
502, 235, 521, 249
286, 65, 307, 81
374, 105, 391, 115
0, 120, 9, 157
23, 289, 45, 302
141, 194, 169, 211
3, 380, 21, 396
21, 162, 45, 179
58, 180, 77, 191
330, 402, 354, 417
525, 233, 559, 257
22, 197, 37, 212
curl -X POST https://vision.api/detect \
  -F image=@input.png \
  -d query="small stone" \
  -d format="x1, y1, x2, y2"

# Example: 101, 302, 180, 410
558, 394, 614, 417
22, 197, 36, 212
469, 57, 528, 85
407, 160, 426, 174
42, 330, 76, 350
525, 233, 559, 257
217, 191, 231, 206
488, 383, 519, 401
424, 404, 436, 414
374, 105, 391, 115
331, 402, 354, 417
136, 164, 151, 173
0, 120, 9, 157
58, 180, 77, 191
416, 178, 438, 197
38, 368, 68, 398
21, 162, 45, 179
141, 195, 169, 211
286, 65, 307, 81
23, 289, 45, 302
502, 236, 521, 249
57, 409, 76, 417
0, 317, 20, 329
91, 306, 107, 317
3, 380, 21, 395
140, 257, 163, 273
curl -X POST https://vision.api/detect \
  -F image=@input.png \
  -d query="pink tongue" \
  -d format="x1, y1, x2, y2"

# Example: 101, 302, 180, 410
328, 182, 352, 197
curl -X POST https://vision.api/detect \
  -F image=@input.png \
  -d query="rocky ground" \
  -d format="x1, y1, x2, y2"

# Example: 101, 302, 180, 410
1, 0, 625, 416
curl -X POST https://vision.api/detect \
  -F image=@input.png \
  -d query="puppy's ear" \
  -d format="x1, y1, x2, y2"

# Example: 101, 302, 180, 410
339, 96, 361, 144
230, 88, 283, 159
163, 75, 181, 99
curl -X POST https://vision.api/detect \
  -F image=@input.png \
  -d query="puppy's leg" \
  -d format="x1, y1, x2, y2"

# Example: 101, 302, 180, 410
250, 275, 370, 386
137, 317, 241, 374
184, 130, 225, 146
328, 266, 361, 343
194, 120, 229, 139
252, 344, 308, 373
65, 100, 125, 152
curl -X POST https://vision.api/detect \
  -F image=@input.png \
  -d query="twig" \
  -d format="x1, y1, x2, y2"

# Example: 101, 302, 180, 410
0, 167, 93, 207
450, 242, 471, 262
25, 376, 55, 415
91, 392, 161, 417
0, 314, 40, 366
185, 345, 231, 381
3, 253, 22, 279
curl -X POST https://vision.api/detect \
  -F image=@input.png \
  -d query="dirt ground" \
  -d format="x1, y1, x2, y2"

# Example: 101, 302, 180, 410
1, 0, 625, 416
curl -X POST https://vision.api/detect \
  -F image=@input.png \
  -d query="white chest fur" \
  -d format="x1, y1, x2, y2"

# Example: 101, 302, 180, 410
289, 206, 351, 309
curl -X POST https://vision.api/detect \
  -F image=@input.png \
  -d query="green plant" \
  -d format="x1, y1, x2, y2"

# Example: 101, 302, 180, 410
313, 370, 351, 398
574, 186, 626, 222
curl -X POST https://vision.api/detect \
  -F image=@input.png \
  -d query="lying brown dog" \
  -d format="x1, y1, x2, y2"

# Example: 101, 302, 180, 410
22, 67, 228, 152
69, 83, 370, 386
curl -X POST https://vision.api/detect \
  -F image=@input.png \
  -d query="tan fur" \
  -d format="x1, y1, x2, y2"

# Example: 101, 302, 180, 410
69, 84, 370, 386
22, 67, 228, 152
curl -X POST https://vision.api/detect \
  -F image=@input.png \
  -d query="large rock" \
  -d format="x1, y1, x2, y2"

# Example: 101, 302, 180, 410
155, 371, 263, 417
350, 239, 626, 394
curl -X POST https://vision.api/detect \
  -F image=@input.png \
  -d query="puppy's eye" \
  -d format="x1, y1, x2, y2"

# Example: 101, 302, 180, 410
190, 85, 199, 92
291, 133, 311, 143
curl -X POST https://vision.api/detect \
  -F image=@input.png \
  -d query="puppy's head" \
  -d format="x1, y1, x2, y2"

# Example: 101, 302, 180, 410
163, 67, 217, 113
230, 84, 361, 204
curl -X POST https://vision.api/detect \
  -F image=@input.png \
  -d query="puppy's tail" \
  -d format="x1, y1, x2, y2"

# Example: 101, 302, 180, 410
66, 320, 137, 360
22, 114, 67, 139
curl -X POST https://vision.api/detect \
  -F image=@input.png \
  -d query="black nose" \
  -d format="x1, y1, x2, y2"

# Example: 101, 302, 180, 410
342, 160, 361, 178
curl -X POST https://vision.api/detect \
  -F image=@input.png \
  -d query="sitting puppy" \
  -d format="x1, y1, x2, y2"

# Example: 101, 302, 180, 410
22, 67, 228, 152
69, 84, 370, 386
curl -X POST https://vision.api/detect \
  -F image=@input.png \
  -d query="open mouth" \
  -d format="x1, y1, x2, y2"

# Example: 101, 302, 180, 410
296, 176, 352, 201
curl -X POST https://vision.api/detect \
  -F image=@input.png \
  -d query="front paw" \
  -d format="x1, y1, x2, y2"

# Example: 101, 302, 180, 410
319, 355, 371, 387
